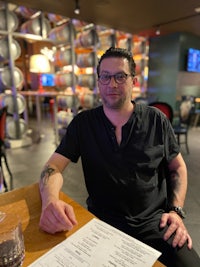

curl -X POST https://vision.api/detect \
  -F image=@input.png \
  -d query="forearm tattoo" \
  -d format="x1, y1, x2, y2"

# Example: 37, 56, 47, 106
40, 165, 55, 185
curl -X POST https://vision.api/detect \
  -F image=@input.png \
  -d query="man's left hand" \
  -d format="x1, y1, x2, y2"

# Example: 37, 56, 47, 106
160, 212, 192, 249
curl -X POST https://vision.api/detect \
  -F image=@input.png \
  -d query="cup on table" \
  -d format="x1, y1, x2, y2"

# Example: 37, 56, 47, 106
0, 212, 25, 267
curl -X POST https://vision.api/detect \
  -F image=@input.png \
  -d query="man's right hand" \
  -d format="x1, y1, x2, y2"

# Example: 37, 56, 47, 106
39, 200, 78, 234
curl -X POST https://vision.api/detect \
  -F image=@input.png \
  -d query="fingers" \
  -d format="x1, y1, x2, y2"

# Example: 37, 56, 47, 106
64, 204, 78, 226
163, 217, 180, 242
170, 226, 188, 248
39, 201, 77, 234
161, 212, 192, 249
39, 209, 65, 234
171, 230, 192, 249
159, 213, 168, 228
187, 234, 193, 250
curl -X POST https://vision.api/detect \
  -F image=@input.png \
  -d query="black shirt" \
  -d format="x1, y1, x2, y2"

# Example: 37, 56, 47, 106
56, 103, 180, 227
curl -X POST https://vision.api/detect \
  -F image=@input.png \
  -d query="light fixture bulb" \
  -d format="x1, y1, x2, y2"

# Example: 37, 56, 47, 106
156, 28, 160, 35
74, 0, 80, 15
194, 7, 200, 13
74, 8, 80, 15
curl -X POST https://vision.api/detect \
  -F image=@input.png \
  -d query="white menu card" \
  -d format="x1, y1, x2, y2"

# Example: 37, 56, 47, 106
29, 218, 161, 267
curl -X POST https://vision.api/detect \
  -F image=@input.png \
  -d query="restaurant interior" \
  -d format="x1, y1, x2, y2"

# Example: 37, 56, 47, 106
0, 0, 200, 265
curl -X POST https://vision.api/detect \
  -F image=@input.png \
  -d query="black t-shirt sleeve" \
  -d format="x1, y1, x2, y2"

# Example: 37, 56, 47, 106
55, 115, 81, 163
162, 112, 180, 162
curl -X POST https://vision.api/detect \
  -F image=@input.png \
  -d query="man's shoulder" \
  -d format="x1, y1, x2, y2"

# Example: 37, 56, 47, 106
74, 105, 103, 121
134, 103, 152, 117
135, 103, 165, 119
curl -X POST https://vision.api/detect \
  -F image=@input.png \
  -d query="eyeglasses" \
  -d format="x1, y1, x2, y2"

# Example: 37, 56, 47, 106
98, 72, 132, 85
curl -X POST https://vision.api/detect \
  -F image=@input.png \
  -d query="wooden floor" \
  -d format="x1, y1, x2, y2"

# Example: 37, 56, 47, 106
3, 113, 200, 256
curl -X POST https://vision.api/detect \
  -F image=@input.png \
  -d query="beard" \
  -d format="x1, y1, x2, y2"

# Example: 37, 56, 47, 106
101, 94, 127, 110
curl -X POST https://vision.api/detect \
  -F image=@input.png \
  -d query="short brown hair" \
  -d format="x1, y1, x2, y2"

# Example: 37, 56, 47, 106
97, 47, 136, 77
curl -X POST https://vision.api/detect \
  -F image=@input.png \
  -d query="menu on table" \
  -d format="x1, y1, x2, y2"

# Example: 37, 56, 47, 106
29, 218, 161, 267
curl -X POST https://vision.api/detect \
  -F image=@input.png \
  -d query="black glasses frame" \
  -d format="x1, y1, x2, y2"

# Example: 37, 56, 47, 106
98, 72, 132, 85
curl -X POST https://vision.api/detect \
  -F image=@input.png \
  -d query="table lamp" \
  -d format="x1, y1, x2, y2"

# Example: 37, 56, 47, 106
29, 54, 51, 93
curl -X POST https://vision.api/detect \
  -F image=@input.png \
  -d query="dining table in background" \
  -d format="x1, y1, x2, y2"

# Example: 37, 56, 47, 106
20, 90, 79, 145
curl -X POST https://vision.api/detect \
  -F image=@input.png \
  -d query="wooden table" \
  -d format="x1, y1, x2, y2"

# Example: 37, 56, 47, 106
0, 183, 165, 267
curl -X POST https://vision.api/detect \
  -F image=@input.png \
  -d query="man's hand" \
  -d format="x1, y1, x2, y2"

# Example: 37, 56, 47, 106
160, 212, 192, 249
39, 200, 78, 234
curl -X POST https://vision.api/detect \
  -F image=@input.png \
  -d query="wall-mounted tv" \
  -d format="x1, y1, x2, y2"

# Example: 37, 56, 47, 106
41, 73, 55, 86
187, 48, 200, 73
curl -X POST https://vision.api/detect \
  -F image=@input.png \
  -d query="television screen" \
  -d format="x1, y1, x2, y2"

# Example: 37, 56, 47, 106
187, 48, 200, 73
41, 73, 55, 86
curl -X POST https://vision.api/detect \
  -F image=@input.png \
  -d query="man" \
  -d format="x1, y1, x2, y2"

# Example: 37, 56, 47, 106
39, 47, 200, 266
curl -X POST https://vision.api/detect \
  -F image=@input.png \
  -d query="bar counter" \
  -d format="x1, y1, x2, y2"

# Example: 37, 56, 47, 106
0, 183, 165, 267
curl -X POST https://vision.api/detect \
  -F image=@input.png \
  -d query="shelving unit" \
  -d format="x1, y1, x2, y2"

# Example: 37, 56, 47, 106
132, 35, 149, 98
0, 3, 53, 147
48, 20, 77, 135
74, 25, 99, 110
0, 2, 149, 143
0, 3, 31, 147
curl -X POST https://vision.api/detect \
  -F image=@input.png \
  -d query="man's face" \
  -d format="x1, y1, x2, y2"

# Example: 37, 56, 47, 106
98, 57, 136, 110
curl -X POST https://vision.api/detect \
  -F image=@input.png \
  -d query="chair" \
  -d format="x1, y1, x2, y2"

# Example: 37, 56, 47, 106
0, 106, 13, 191
149, 101, 174, 123
173, 98, 194, 154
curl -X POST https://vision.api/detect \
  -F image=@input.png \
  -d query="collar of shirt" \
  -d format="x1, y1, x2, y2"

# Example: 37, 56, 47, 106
100, 103, 137, 150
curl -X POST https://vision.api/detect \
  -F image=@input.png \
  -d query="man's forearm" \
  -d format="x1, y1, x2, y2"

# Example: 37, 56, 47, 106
167, 153, 188, 207
168, 165, 187, 207
40, 164, 56, 187
39, 164, 64, 208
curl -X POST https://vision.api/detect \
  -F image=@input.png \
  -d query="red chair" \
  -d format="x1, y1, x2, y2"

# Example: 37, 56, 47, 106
149, 101, 174, 123
0, 106, 13, 191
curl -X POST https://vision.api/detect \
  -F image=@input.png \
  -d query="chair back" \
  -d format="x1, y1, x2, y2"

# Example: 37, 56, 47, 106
0, 106, 7, 142
149, 101, 173, 123
179, 99, 194, 125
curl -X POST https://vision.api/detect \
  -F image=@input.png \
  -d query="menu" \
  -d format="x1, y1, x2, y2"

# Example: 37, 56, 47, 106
29, 218, 161, 267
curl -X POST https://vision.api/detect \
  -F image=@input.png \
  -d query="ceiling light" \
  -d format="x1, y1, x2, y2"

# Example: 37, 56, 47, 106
74, 0, 80, 15
194, 7, 200, 13
155, 28, 160, 35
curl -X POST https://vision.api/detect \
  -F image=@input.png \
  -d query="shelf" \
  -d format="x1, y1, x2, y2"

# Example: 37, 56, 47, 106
0, 30, 54, 43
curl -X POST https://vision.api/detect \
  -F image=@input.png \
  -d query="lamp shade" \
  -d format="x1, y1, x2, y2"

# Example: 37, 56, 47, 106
29, 54, 51, 73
